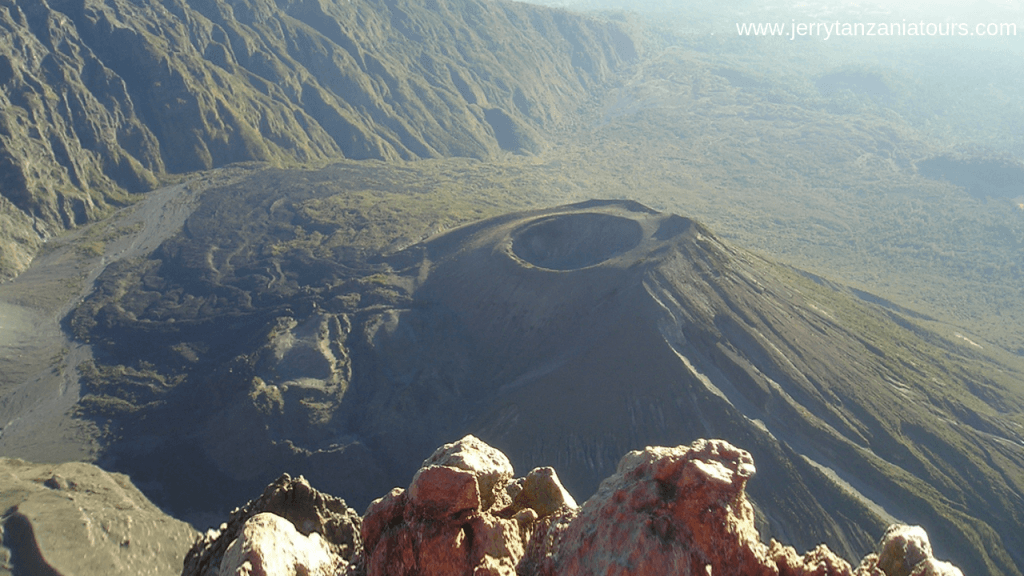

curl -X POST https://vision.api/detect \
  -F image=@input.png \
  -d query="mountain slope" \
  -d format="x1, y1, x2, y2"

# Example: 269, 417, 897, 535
61, 179, 1024, 576
0, 0, 638, 278
0, 458, 198, 576
414, 200, 1024, 575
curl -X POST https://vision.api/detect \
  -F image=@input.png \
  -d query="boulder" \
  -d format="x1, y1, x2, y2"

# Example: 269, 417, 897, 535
856, 525, 964, 576
219, 513, 341, 576
419, 435, 515, 510
876, 525, 933, 576
511, 467, 577, 518
408, 465, 481, 518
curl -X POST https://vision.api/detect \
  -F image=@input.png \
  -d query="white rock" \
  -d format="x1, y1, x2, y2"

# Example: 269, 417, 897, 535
218, 513, 340, 576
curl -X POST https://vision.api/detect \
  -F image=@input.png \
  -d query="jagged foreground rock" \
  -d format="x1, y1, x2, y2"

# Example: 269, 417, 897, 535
183, 436, 963, 576
182, 473, 362, 576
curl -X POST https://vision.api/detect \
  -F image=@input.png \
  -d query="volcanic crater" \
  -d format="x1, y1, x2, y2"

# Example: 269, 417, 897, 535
509, 212, 645, 270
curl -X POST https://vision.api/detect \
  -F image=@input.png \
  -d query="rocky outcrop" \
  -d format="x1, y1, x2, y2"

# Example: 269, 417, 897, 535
359, 435, 570, 576
521, 438, 859, 576
183, 436, 965, 576
182, 474, 361, 576
0, 458, 197, 576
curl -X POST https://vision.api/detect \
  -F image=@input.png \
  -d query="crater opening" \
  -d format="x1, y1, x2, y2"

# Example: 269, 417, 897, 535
511, 213, 644, 270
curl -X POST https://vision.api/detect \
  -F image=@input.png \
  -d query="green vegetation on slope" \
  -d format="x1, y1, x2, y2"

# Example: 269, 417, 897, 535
0, 0, 639, 278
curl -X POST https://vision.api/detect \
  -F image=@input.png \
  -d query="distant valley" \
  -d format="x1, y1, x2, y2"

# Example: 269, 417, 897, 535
0, 0, 636, 277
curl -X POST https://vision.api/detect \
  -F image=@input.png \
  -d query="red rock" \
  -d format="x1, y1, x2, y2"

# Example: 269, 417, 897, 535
408, 465, 481, 518
523, 439, 855, 576
420, 435, 515, 510
361, 488, 407, 555
192, 437, 968, 576
362, 436, 528, 576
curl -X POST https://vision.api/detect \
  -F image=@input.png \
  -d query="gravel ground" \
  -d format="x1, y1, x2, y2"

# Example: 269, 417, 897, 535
0, 177, 211, 464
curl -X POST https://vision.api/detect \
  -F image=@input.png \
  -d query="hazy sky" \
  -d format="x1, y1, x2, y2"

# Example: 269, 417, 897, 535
523, 0, 1024, 21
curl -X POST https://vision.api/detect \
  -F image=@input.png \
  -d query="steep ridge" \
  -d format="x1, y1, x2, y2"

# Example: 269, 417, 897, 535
64, 194, 1024, 576
0, 0, 638, 277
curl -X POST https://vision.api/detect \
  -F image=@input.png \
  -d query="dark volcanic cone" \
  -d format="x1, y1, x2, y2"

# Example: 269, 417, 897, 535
402, 200, 890, 555
375, 200, 1022, 576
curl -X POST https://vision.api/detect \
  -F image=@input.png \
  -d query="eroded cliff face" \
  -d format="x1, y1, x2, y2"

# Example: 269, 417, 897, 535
183, 435, 964, 576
